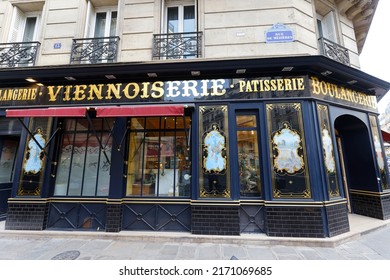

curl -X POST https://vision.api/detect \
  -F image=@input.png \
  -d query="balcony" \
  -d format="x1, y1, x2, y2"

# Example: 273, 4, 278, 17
70, 36, 120, 64
153, 32, 203, 60
0, 42, 40, 68
318, 37, 350, 66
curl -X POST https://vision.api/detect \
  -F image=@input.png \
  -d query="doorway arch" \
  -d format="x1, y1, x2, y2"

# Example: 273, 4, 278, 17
334, 114, 378, 213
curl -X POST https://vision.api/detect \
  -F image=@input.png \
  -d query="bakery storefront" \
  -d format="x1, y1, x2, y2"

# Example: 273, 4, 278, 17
1, 56, 390, 237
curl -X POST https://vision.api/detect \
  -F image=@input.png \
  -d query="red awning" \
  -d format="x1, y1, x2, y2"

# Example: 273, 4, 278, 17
6, 107, 88, 118
382, 130, 390, 143
96, 105, 186, 117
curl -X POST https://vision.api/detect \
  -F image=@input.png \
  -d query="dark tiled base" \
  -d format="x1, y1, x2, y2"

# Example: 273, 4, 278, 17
191, 205, 240, 235
351, 192, 390, 220
325, 203, 350, 237
5, 203, 48, 230
106, 204, 122, 232
266, 206, 326, 238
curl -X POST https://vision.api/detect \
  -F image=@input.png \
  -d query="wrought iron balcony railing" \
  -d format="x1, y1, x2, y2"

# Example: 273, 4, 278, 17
318, 37, 350, 66
70, 36, 120, 64
0, 41, 40, 68
153, 32, 203, 60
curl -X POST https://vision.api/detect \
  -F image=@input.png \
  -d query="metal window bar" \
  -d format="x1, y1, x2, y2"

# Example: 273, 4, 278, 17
70, 36, 120, 64
318, 37, 350, 66
152, 32, 203, 60
0, 42, 40, 68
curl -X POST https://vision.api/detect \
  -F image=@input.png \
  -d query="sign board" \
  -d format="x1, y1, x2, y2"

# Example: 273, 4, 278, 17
265, 23, 294, 43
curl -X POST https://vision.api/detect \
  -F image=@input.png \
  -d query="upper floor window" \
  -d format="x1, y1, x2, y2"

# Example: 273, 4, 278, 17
165, 0, 196, 33
85, 1, 118, 38
8, 6, 41, 42
317, 11, 338, 43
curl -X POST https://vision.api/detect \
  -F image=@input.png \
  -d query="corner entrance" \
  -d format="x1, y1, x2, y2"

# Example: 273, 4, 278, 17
334, 115, 378, 214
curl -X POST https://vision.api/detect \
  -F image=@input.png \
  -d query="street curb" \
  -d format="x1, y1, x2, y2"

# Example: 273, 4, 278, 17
1, 219, 389, 248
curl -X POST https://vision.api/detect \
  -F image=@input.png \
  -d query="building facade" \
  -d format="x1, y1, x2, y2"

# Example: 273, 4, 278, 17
0, 0, 389, 237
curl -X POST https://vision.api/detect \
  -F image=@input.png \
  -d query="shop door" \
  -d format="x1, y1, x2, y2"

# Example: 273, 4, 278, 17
234, 111, 265, 233
0, 137, 19, 218
334, 115, 378, 213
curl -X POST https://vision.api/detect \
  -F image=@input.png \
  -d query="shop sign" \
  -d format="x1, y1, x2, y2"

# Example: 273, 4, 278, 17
265, 23, 294, 43
0, 76, 377, 112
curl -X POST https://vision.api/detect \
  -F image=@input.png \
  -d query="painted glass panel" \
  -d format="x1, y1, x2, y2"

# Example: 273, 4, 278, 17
369, 115, 389, 190
266, 103, 311, 198
199, 105, 230, 198
317, 104, 340, 197
18, 118, 52, 196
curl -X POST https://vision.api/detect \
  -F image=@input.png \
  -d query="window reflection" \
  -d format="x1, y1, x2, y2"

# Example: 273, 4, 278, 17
236, 114, 261, 197
127, 116, 191, 197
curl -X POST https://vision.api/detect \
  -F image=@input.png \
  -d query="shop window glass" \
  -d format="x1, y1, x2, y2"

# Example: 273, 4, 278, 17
369, 115, 388, 190
317, 104, 340, 197
199, 105, 230, 198
236, 114, 261, 197
127, 116, 191, 197
54, 118, 113, 197
266, 103, 311, 199
0, 138, 19, 183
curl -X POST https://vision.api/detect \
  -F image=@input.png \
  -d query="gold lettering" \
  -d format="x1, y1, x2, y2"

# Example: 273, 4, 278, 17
245, 81, 253, 92
239, 81, 246, 92
297, 78, 304, 90
123, 83, 139, 99
277, 79, 284, 91
72, 85, 87, 101
47, 86, 62, 101
150, 81, 164, 98
88, 84, 104, 100
140, 82, 150, 99
284, 79, 292, 91
63, 85, 72, 101
270, 79, 277, 91
105, 83, 122, 100
311, 77, 321, 95
251, 80, 259, 92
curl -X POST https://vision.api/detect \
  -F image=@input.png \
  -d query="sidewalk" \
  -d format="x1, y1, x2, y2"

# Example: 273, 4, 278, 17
0, 214, 389, 260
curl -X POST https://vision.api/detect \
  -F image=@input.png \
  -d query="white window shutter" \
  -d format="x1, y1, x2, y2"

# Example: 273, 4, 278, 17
322, 11, 337, 43
84, 1, 96, 37
8, 7, 26, 42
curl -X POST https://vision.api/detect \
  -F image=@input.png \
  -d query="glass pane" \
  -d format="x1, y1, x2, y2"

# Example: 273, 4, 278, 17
131, 118, 145, 130
68, 133, 87, 196
236, 115, 257, 128
145, 117, 160, 130
0, 139, 19, 183
18, 118, 52, 196
0, 118, 22, 135
157, 133, 175, 196
199, 105, 230, 198
127, 131, 146, 196
110, 11, 117, 37
94, 12, 107, 37
82, 133, 98, 196
161, 117, 176, 129
183, 6, 195, 32
266, 103, 311, 198
54, 133, 73, 196
176, 132, 191, 196
23, 17, 37, 42
76, 119, 89, 131
167, 7, 179, 33
97, 134, 112, 196
237, 130, 261, 197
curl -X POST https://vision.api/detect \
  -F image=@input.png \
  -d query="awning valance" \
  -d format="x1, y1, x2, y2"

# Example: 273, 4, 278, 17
6, 107, 88, 118
95, 104, 187, 117
382, 130, 390, 143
